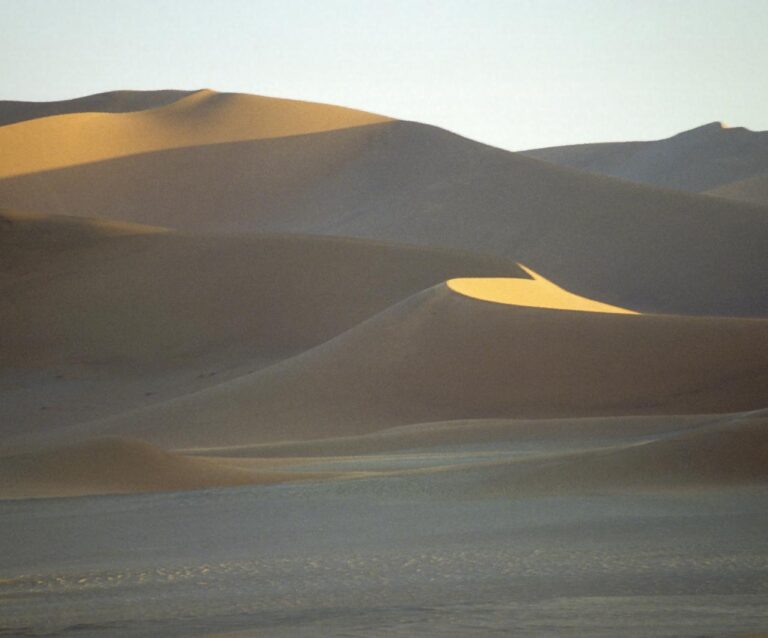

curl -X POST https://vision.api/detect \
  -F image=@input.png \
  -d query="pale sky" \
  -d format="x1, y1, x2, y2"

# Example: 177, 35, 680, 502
2, 0, 766, 150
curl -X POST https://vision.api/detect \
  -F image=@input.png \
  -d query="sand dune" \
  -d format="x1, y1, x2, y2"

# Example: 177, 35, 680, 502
1, 106, 766, 315
0, 210, 523, 437
0, 89, 195, 127
0, 437, 338, 499
707, 173, 768, 207
460, 411, 768, 496
522, 121, 768, 193
0, 90, 389, 178
77, 284, 768, 449
182, 414, 724, 459
447, 265, 637, 314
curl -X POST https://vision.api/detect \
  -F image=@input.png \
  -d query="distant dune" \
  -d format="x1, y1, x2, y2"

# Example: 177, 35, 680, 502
522, 122, 768, 193
78, 284, 768, 449
0, 437, 336, 499
1, 101, 766, 314
707, 173, 768, 207
0, 89, 194, 127
0, 90, 390, 178
458, 411, 768, 496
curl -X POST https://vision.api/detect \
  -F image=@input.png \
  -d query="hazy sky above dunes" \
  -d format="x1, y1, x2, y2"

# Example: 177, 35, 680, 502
2, 0, 767, 150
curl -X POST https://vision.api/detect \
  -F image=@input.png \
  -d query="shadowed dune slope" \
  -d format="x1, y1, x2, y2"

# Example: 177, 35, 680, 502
0, 89, 389, 177
87, 285, 768, 449
522, 122, 768, 193
0, 437, 327, 499
460, 411, 768, 496
1, 120, 767, 315
0, 211, 522, 370
0, 89, 195, 127
707, 173, 768, 207
0, 212, 527, 439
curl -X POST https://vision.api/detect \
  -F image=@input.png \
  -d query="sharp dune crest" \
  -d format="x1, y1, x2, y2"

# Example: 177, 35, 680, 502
80, 284, 768, 449
0, 89, 195, 127
523, 121, 768, 194
448, 265, 637, 314
0, 210, 524, 436
0, 90, 390, 178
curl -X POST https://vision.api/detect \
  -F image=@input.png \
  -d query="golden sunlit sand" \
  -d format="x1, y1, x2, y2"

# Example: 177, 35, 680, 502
448, 264, 637, 314
0, 89, 389, 178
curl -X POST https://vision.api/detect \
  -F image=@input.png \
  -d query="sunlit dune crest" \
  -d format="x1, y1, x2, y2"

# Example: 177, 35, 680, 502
447, 265, 638, 314
0, 89, 390, 178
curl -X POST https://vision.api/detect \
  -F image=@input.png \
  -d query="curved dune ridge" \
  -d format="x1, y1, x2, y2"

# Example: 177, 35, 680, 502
448, 265, 637, 314
522, 121, 768, 193
707, 173, 768, 207
0, 210, 524, 437
0, 89, 390, 178
0, 89, 195, 127
0, 437, 340, 499
4, 412, 766, 499
458, 410, 768, 496
2, 112, 766, 315
71, 283, 768, 449
0, 207, 167, 242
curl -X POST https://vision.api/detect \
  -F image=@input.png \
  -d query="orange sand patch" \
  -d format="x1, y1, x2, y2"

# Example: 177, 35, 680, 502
448, 265, 637, 314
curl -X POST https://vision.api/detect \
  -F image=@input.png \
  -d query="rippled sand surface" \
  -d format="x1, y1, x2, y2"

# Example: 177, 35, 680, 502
2, 473, 767, 637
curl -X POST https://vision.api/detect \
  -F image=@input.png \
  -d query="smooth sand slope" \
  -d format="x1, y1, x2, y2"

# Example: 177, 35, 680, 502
0, 210, 524, 437
0, 437, 340, 499
1, 93, 767, 315
522, 121, 768, 193
707, 173, 768, 207
456, 410, 768, 496
78, 284, 768, 449
6, 412, 764, 499
0, 89, 390, 178
0, 89, 195, 127
181, 414, 725, 459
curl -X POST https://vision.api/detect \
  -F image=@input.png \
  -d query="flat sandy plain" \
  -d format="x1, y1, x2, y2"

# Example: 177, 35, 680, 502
1, 90, 767, 636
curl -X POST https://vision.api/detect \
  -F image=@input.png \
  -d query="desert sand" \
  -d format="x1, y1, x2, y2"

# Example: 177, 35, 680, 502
708, 173, 768, 207
1, 89, 767, 637
0, 89, 195, 126
46, 283, 768, 450
0, 208, 524, 438
522, 121, 768, 193
447, 265, 637, 313
0, 90, 389, 178
0, 437, 344, 499
1, 92, 767, 315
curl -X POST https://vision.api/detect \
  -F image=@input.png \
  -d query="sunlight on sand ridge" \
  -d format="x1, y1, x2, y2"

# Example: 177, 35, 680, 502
448, 264, 638, 314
